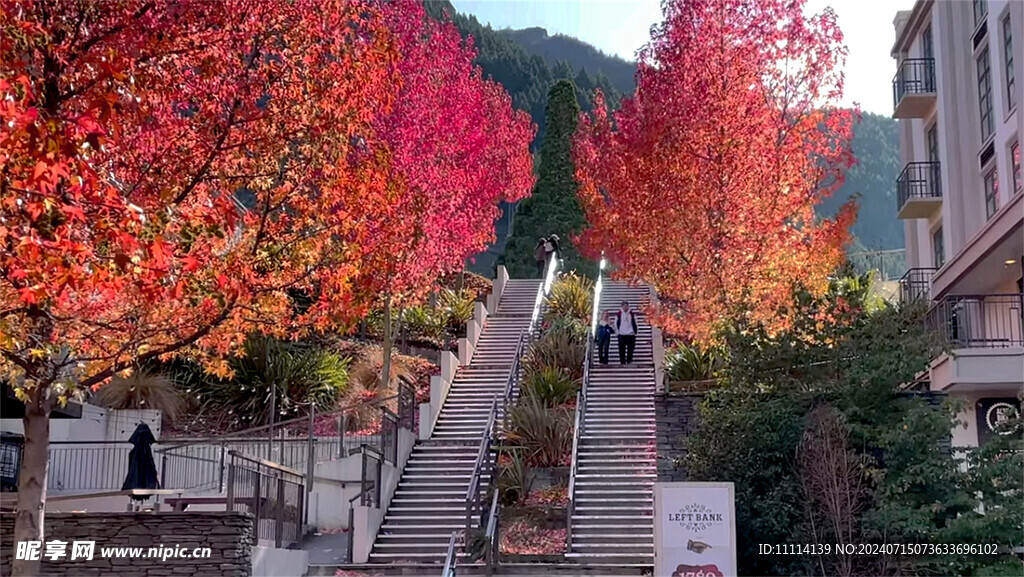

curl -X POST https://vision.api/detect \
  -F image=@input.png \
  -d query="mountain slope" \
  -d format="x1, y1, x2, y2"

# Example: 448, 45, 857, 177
817, 112, 903, 250
498, 27, 637, 95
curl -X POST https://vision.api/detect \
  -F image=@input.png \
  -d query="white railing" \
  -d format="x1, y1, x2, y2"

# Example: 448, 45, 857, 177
566, 252, 604, 550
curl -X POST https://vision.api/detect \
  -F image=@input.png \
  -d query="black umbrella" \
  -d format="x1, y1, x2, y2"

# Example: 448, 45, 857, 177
122, 423, 161, 500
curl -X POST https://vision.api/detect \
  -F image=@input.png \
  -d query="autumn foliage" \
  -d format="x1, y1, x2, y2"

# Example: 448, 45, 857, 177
356, 1, 534, 304
573, 0, 857, 340
0, 0, 533, 569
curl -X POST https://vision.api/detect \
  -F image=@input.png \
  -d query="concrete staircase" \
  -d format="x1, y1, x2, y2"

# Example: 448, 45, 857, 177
567, 282, 656, 567
368, 279, 541, 563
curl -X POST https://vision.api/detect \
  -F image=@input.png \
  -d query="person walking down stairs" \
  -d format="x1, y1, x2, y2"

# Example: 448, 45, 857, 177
596, 310, 615, 365
534, 237, 548, 278
615, 300, 638, 365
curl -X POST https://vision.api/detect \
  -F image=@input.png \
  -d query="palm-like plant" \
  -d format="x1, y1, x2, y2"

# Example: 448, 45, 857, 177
544, 272, 593, 324
664, 343, 724, 390
93, 371, 187, 423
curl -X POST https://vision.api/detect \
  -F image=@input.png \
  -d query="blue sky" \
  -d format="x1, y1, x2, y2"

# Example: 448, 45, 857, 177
451, 0, 917, 115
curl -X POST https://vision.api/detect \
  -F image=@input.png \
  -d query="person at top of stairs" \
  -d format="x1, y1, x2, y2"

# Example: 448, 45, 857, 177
596, 310, 615, 365
615, 300, 638, 365
534, 237, 547, 278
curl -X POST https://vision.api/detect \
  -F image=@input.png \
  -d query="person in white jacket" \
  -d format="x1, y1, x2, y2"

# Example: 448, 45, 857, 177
615, 300, 638, 364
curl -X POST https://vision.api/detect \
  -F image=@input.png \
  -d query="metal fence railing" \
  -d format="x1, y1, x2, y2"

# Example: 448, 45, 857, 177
896, 161, 942, 209
892, 57, 936, 106
360, 446, 383, 508
899, 267, 938, 304
927, 294, 1024, 348
225, 450, 305, 549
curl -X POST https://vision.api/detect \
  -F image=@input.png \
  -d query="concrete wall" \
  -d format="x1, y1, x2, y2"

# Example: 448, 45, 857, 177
349, 427, 415, 563
251, 545, 307, 577
0, 512, 252, 577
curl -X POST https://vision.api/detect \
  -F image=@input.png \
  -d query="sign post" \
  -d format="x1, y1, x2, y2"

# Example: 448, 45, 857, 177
654, 482, 737, 577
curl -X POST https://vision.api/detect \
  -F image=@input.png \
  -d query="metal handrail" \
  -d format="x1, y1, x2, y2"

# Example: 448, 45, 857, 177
530, 255, 560, 338
567, 252, 604, 550
483, 488, 500, 572
441, 531, 458, 577
156, 393, 400, 452
465, 401, 496, 547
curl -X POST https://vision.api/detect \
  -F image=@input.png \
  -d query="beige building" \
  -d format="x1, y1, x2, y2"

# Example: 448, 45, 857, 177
892, 0, 1022, 447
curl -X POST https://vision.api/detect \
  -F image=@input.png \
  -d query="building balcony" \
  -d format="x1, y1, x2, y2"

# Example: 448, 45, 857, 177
926, 293, 1024, 393
899, 267, 937, 303
896, 161, 942, 219
892, 58, 936, 118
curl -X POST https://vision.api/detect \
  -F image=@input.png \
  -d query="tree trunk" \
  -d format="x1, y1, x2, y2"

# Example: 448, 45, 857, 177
13, 393, 51, 577
380, 297, 393, 390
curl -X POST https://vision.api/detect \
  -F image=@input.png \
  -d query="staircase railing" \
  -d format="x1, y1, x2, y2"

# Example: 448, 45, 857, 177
465, 404, 496, 549
529, 253, 560, 338
482, 487, 500, 574
441, 531, 458, 577
567, 253, 605, 550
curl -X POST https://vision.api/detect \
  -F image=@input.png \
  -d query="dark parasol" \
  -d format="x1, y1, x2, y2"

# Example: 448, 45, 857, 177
121, 423, 161, 500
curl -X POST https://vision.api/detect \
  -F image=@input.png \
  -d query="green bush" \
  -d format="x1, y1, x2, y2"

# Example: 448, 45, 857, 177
438, 287, 476, 332
496, 449, 534, 506
664, 343, 725, 384
401, 305, 447, 342
521, 367, 578, 406
505, 396, 573, 467
525, 319, 587, 381
544, 272, 593, 324
192, 336, 350, 429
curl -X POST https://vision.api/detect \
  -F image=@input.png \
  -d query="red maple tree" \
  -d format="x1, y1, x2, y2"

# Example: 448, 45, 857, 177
354, 0, 534, 377
574, 0, 857, 341
1, 1, 399, 571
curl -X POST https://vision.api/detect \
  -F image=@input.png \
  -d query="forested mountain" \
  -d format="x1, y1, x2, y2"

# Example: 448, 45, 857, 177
424, 1, 627, 147
429, 1, 903, 277
498, 27, 637, 95
817, 112, 903, 250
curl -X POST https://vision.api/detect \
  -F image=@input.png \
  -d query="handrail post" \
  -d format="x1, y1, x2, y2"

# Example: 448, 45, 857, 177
306, 406, 315, 494
218, 445, 226, 493
160, 454, 168, 489
225, 453, 236, 509
275, 475, 285, 548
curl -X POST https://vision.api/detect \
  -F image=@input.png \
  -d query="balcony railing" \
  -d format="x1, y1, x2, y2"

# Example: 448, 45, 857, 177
892, 58, 936, 107
927, 294, 1024, 348
899, 267, 937, 303
897, 162, 942, 211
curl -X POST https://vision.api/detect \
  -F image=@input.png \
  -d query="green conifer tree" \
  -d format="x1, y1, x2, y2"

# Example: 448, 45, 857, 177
501, 80, 594, 278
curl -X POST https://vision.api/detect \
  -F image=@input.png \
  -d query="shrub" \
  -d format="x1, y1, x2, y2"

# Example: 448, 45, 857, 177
544, 272, 593, 325
521, 367, 577, 406
524, 320, 587, 381
93, 371, 187, 423
505, 396, 573, 467
496, 449, 534, 506
438, 287, 476, 332
664, 342, 724, 385
401, 305, 447, 343
342, 346, 414, 431
191, 336, 350, 430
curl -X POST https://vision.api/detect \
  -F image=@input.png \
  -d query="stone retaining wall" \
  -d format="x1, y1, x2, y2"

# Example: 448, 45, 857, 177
655, 392, 703, 482
1, 511, 252, 577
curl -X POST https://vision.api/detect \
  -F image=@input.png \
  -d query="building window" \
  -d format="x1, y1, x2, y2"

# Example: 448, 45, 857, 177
973, 0, 988, 27
977, 47, 994, 142
1004, 15, 1016, 110
933, 227, 945, 268
922, 24, 934, 59
927, 124, 939, 162
984, 168, 999, 218
1012, 141, 1021, 193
